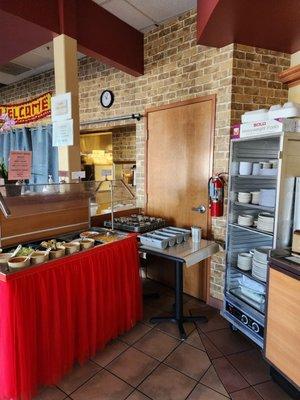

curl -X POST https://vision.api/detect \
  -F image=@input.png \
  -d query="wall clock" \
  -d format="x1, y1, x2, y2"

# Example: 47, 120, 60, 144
100, 90, 114, 108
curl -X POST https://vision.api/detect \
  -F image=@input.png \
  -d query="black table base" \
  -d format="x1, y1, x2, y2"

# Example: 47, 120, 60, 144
149, 260, 208, 340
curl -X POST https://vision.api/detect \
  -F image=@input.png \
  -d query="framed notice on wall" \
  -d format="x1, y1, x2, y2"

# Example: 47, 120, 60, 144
51, 92, 72, 122
52, 119, 74, 147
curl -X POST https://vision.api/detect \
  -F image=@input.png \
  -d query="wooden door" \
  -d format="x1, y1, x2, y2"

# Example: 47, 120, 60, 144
146, 96, 215, 300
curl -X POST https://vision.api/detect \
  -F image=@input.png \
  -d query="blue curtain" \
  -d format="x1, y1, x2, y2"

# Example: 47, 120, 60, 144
0, 125, 58, 183
30, 125, 58, 184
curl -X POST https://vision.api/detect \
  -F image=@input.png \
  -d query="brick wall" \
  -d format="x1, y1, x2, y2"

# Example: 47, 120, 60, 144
0, 10, 290, 300
112, 125, 136, 162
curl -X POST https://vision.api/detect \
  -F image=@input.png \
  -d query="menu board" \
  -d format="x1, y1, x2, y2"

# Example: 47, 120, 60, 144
8, 150, 32, 180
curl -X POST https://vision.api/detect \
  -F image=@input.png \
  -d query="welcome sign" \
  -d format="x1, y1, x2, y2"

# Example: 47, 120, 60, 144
0, 92, 51, 125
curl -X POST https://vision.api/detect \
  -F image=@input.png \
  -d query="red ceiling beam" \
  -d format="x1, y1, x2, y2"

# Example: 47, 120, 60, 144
197, 0, 300, 54
0, 0, 143, 76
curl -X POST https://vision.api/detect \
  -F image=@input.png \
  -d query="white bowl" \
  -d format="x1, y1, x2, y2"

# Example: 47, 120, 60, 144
64, 243, 80, 255
237, 253, 253, 271
31, 251, 49, 265
0, 252, 13, 266
8, 256, 30, 270
80, 238, 95, 250
49, 247, 65, 259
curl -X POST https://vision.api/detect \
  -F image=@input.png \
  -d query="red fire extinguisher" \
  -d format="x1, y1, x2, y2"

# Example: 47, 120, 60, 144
208, 174, 225, 217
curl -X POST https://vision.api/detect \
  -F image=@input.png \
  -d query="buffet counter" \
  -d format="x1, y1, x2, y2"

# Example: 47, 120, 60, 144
0, 235, 142, 400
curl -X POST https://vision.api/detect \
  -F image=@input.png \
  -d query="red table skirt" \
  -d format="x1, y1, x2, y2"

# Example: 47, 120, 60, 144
0, 235, 142, 400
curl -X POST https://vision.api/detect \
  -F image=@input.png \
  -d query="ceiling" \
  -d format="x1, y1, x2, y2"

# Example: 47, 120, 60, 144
0, 42, 84, 87
0, 0, 196, 87
93, 0, 196, 32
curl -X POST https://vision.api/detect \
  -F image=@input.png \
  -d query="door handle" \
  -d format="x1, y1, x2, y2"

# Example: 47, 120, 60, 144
192, 205, 206, 213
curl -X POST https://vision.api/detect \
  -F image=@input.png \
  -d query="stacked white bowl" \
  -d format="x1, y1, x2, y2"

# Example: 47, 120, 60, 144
257, 213, 274, 232
238, 192, 251, 204
237, 214, 254, 227
252, 247, 271, 282
237, 252, 253, 271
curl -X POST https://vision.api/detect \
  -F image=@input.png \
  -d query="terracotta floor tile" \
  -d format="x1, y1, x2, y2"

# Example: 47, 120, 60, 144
228, 349, 270, 385
142, 304, 163, 326
33, 386, 67, 400
126, 390, 151, 400
165, 343, 211, 380
199, 365, 229, 397
187, 383, 229, 400
92, 340, 129, 367
142, 279, 173, 296
198, 332, 223, 360
254, 381, 294, 400
107, 347, 159, 387
57, 361, 101, 394
212, 357, 249, 393
191, 308, 229, 333
144, 293, 175, 312
185, 330, 205, 351
206, 328, 253, 355
70, 370, 133, 400
120, 323, 152, 345
133, 329, 179, 361
230, 387, 263, 400
138, 364, 196, 400
154, 319, 195, 339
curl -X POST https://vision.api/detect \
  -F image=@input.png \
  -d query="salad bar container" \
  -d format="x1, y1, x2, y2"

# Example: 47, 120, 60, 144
0, 227, 127, 276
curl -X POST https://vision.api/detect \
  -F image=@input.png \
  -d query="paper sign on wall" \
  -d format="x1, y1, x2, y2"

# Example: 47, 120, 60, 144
51, 92, 72, 122
8, 151, 32, 180
52, 119, 74, 147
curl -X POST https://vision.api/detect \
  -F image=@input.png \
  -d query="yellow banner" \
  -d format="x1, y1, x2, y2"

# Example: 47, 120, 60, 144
0, 92, 51, 125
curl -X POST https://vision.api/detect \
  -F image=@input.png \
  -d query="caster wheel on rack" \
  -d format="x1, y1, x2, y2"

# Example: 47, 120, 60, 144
230, 324, 238, 332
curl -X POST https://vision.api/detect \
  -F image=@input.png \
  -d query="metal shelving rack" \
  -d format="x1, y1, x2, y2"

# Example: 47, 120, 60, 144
221, 132, 300, 348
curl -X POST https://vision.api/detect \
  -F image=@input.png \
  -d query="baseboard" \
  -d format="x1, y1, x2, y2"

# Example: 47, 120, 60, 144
208, 296, 222, 310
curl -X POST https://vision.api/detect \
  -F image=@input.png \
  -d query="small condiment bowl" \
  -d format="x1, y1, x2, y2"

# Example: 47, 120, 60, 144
64, 242, 80, 255
0, 252, 13, 267
49, 246, 65, 259
8, 256, 30, 270
31, 251, 49, 265
80, 238, 95, 250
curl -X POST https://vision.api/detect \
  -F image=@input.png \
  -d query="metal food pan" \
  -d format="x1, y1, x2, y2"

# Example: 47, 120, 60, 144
139, 233, 168, 249
165, 227, 191, 241
149, 232, 176, 247
158, 228, 184, 244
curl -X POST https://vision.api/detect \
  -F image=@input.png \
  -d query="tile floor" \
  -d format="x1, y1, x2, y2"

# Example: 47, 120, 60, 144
35, 279, 294, 400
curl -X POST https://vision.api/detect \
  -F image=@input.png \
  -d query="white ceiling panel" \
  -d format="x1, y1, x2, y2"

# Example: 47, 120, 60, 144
13, 52, 52, 69
126, 0, 196, 23
101, 0, 154, 30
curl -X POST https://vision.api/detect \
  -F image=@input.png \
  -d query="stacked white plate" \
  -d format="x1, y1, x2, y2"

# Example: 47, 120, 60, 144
257, 213, 274, 232
252, 247, 271, 282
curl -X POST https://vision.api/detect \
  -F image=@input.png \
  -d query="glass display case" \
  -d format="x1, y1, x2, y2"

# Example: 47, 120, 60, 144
0, 179, 135, 247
